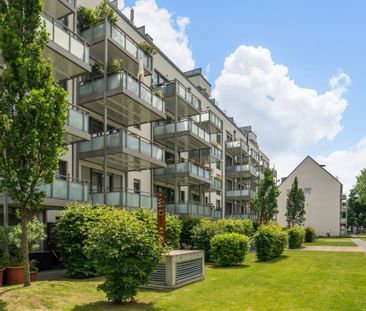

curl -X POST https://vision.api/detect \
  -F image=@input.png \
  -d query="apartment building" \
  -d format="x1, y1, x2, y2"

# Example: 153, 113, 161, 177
0, 0, 272, 230
277, 156, 347, 237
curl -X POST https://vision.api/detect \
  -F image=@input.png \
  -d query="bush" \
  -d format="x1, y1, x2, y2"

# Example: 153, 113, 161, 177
132, 209, 182, 249
304, 226, 317, 242
86, 209, 162, 303
288, 226, 305, 249
210, 233, 250, 266
180, 216, 202, 247
218, 219, 254, 237
254, 224, 287, 261
55, 204, 107, 278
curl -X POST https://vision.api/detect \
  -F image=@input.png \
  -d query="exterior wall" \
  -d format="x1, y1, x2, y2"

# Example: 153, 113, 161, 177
277, 157, 342, 237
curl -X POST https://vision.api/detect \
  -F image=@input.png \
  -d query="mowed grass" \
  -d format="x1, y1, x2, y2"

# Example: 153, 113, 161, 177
304, 238, 357, 247
1, 250, 366, 311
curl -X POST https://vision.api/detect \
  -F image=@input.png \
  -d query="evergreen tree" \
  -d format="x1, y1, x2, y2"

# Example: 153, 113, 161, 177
0, 0, 68, 286
285, 177, 306, 227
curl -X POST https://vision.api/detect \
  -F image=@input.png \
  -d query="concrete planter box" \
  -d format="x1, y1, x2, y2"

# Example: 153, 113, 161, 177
145, 250, 204, 290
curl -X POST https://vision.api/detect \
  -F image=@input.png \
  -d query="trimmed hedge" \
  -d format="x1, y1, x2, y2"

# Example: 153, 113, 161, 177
55, 204, 108, 278
254, 224, 288, 261
288, 226, 305, 249
304, 226, 317, 242
210, 233, 250, 266
85, 209, 162, 303
217, 219, 254, 237
180, 216, 202, 247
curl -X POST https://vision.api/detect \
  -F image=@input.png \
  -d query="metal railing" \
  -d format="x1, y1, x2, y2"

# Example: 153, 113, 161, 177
153, 119, 210, 144
41, 12, 89, 64
154, 160, 212, 181
79, 129, 165, 162
166, 202, 221, 219
211, 146, 222, 160
226, 164, 258, 176
226, 189, 256, 199
212, 178, 222, 189
159, 80, 201, 111
80, 20, 152, 71
192, 110, 223, 130
79, 71, 165, 113
226, 139, 249, 154
37, 175, 89, 202
66, 103, 89, 133
90, 188, 157, 209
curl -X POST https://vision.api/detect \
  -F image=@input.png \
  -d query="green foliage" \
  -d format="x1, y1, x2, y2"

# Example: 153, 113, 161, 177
251, 169, 280, 224
139, 41, 157, 56
254, 224, 287, 261
95, 0, 118, 24
180, 216, 202, 247
78, 0, 117, 30
286, 177, 306, 226
287, 226, 305, 249
107, 58, 124, 74
4, 217, 46, 266
85, 209, 162, 303
210, 233, 250, 266
55, 204, 108, 278
304, 226, 317, 242
347, 174, 366, 229
217, 219, 254, 237
77, 6, 97, 31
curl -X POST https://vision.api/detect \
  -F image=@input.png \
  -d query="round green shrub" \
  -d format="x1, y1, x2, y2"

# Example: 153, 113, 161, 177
304, 226, 317, 242
180, 216, 202, 247
288, 226, 305, 248
210, 233, 250, 266
131, 209, 182, 250
85, 209, 162, 303
218, 219, 254, 237
254, 224, 288, 261
55, 203, 107, 278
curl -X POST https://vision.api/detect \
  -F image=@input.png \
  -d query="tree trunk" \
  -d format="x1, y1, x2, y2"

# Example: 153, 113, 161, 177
20, 206, 31, 287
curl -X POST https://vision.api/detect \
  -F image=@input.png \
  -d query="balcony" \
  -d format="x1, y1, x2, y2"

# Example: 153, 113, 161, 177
37, 176, 89, 207
166, 202, 221, 219
192, 111, 223, 133
190, 146, 223, 164
153, 120, 210, 151
212, 178, 222, 191
340, 194, 347, 200
78, 129, 166, 171
159, 80, 201, 117
225, 164, 257, 178
250, 149, 260, 163
340, 217, 347, 225
257, 171, 265, 180
64, 104, 90, 144
226, 189, 256, 201
226, 140, 249, 157
42, 12, 90, 81
154, 161, 212, 186
80, 20, 152, 76
89, 189, 157, 209
79, 71, 165, 126
44, 0, 75, 19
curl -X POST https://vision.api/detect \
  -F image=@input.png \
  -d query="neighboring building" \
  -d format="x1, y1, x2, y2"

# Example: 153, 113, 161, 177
277, 156, 347, 237
0, 0, 273, 234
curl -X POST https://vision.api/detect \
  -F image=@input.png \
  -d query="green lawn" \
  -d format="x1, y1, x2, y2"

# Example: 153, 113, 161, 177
304, 238, 357, 247
1, 250, 366, 311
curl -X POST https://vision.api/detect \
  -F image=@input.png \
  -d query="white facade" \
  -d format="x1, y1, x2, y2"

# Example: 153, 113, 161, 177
277, 156, 346, 237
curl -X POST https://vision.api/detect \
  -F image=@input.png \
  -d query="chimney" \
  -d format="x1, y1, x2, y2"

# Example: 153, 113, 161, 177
130, 8, 135, 24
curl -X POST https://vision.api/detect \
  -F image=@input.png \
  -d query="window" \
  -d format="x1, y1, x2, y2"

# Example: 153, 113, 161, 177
304, 188, 312, 195
180, 191, 185, 202
91, 170, 113, 192
216, 200, 221, 210
216, 161, 221, 170
58, 160, 67, 178
216, 133, 222, 145
133, 124, 141, 130
133, 179, 141, 193
205, 197, 208, 205
226, 132, 233, 142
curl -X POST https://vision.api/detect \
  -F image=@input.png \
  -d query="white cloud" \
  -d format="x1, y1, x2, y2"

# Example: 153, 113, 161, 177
204, 63, 211, 80
213, 45, 351, 155
120, 0, 195, 71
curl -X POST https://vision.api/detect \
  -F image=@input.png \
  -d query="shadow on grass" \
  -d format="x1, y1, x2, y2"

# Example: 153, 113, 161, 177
255, 255, 289, 264
211, 264, 250, 270
71, 300, 159, 311
0, 300, 6, 311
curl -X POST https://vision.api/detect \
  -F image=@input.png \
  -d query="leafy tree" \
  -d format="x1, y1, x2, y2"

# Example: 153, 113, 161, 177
347, 187, 366, 229
285, 177, 306, 227
251, 168, 280, 224
355, 169, 366, 205
0, 0, 68, 286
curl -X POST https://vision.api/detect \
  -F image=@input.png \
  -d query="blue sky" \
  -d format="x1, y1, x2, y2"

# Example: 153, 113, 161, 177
121, 0, 366, 191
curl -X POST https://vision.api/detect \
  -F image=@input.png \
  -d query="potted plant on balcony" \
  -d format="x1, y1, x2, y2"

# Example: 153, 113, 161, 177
107, 58, 124, 74
139, 41, 157, 56
5, 217, 46, 285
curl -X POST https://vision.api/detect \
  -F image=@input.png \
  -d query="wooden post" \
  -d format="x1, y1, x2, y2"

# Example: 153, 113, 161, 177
157, 191, 166, 245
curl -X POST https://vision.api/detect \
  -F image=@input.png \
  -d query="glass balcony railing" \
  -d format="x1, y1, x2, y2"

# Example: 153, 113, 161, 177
80, 21, 152, 71
226, 164, 257, 176
226, 140, 249, 154
166, 202, 221, 219
226, 189, 256, 199
153, 120, 210, 143
66, 104, 89, 133
90, 189, 157, 209
192, 111, 223, 130
41, 12, 89, 64
250, 149, 260, 162
159, 80, 201, 111
154, 161, 212, 181
79, 71, 164, 113
212, 178, 222, 189
79, 129, 165, 162
211, 146, 222, 160
37, 175, 89, 202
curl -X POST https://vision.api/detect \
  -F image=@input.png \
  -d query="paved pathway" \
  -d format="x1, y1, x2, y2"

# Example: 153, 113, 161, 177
301, 245, 365, 252
351, 239, 366, 252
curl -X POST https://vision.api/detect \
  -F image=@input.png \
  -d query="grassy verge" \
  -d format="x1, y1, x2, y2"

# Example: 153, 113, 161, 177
1, 250, 366, 310
305, 238, 357, 247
